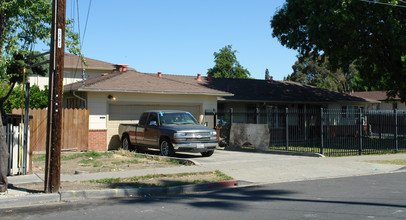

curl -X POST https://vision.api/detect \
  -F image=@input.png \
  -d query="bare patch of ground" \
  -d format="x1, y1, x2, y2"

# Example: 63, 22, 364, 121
13, 172, 224, 192
31, 150, 187, 175
11, 150, 230, 192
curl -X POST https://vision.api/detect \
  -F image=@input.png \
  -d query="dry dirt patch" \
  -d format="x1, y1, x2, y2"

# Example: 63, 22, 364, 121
13, 150, 230, 192
32, 150, 187, 175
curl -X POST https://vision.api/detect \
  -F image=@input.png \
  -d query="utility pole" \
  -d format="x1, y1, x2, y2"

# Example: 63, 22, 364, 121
44, 0, 66, 193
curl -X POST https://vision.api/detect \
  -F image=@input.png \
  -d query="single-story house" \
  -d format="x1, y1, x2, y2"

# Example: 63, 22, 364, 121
64, 69, 233, 150
209, 77, 377, 123
350, 91, 406, 111
26, 53, 378, 151
64, 66, 377, 150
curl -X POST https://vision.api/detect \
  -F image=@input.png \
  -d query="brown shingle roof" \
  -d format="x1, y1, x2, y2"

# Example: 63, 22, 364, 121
206, 78, 374, 104
64, 71, 232, 96
350, 91, 400, 101
64, 53, 116, 70
65, 70, 375, 104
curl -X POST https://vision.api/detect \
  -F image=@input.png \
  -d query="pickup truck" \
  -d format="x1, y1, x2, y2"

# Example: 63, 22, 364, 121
118, 110, 218, 157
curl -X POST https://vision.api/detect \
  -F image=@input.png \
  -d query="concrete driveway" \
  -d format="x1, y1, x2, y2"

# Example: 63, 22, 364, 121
179, 150, 406, 185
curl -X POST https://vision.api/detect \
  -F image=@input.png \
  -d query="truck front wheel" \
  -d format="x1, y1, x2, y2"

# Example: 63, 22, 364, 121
201, 150, 214, 157
160, 139, 174, 157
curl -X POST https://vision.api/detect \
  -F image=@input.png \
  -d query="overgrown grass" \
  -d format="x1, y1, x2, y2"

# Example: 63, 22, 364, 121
32, 154, 46, 162
33, 151, 113, 162
269, 145, 406, 157
87, 170, 233, 188
33, 150, 193, 169
111, 160, 139, 165
62, 151, 112, 161
79, 159, 103, 167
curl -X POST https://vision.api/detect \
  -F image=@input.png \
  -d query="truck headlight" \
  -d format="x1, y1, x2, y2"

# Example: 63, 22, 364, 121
174, 132, 186, 137
210, 131, 217, 140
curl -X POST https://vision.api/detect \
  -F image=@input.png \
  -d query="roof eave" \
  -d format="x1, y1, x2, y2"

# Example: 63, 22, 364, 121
75, 88, 234, 96
217, 98, 378, 104
65, 66, 115, 71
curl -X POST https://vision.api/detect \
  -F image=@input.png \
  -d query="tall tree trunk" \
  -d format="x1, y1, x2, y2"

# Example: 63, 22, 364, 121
0, 83, 15, 193
0, 111, 8, 192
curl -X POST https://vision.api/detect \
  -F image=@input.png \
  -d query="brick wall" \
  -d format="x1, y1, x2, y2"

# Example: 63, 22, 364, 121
88, 129, 107, 151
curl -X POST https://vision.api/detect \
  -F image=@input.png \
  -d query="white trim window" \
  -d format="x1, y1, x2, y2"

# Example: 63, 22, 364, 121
341, 105, 358, 119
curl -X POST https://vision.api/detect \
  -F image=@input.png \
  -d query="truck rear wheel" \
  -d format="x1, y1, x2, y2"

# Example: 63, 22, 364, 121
160, 139, 174, 157
122, 135, 132, 151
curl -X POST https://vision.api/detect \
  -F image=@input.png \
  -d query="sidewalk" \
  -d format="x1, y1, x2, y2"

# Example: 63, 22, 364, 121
1, 150, 405, 208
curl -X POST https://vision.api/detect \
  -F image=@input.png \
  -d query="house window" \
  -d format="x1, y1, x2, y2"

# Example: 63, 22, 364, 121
217, 103, 225, 115
66, 97, 86, 109
267, 105, 286, 128
341, 105, 358, 119
246, 104, 257, 124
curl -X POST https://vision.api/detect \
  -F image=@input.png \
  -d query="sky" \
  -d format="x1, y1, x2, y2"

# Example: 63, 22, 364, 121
36, 0, 298, 80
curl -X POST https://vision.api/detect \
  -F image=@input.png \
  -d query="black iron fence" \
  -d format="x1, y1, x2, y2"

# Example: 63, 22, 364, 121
216, 108, 406, 156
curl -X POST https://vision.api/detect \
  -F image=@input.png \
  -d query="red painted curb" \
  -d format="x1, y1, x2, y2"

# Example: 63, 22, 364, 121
207, 180, 238, 189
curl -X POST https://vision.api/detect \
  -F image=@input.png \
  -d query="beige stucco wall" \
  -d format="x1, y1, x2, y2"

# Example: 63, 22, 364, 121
87, 92, 108, 129
367, 102, 406, 111
29, 69, 108, 90
86, 92, 218, 150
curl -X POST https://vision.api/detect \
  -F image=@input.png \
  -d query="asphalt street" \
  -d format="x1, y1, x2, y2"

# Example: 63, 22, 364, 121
2, 172, 405, 220
2, 150, 406, 209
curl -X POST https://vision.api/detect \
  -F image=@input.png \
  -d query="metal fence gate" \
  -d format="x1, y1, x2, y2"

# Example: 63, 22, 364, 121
217, 108, 406, 156
4, 114, 30, 175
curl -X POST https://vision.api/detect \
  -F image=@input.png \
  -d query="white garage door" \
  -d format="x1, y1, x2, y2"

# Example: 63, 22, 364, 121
107, 104, 200, 149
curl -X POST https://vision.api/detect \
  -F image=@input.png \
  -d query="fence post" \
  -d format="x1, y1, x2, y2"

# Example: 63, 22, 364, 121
213, 110, 216, 129
359, 108, 363, 156
23, 82, 30, 174
394, 109, 398, 153
256, 108, 260, 124
285, 108, 289, 151
229, 108, 233, 126
320, 108, 324, 155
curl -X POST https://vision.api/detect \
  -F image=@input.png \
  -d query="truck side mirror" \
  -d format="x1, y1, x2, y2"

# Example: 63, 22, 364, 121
149, 121, 158, 126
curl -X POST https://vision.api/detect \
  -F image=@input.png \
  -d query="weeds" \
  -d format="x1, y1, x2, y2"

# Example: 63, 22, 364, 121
111, 160, 139, 165
79, 159, 103, 167
32, 154, 46, 162
86, 170, 233, 188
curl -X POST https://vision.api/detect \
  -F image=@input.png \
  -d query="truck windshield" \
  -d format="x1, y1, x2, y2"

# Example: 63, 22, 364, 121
160, 112, 199, 126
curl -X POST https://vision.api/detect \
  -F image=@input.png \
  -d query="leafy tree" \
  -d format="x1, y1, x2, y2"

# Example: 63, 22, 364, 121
285, 55, 356, 93
29, 85, 49, 109
265, 68, 270, 80
0, 0, 83, 192
351, 67, 386, 92
271, 0, 406, 101
0, 84, 48, 113
207, 45, 251, 79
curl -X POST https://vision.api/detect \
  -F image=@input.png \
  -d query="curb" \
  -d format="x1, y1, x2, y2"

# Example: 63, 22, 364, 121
0, 180, 238, 208
0, 193, 60, 208
219, 148, 324, 157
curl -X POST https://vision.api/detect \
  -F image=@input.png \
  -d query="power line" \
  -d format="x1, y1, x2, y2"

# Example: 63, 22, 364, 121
81, 0, 92, 48
71, 0, 93, 88
360, 0, 406, 8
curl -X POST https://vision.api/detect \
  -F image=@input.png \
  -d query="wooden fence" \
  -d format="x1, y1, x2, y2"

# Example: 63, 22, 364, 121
12, 108, 89, 152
